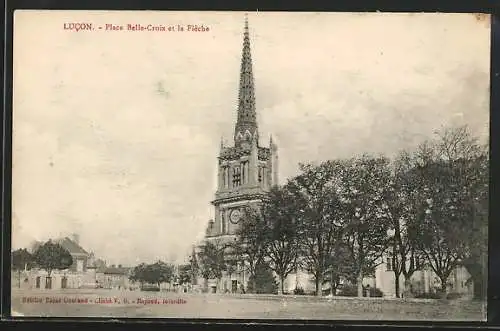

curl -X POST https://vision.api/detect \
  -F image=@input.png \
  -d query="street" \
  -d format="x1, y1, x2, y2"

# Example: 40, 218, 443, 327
10, 288, 485, 320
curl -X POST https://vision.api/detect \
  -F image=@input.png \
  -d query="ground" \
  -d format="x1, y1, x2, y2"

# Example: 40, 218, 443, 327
10, 288, 486, 320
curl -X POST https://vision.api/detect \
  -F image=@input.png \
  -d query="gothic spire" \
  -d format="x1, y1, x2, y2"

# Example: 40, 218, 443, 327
234, 14, 258, 146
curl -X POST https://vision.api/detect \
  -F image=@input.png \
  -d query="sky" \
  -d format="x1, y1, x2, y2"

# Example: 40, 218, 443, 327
12, 11, 490, 266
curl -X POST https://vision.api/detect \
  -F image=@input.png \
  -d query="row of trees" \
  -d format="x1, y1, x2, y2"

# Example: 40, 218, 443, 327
196, 125, 488, 299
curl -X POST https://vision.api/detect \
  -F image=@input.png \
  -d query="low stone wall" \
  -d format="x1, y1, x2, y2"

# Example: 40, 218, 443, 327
211, 293, 439, 303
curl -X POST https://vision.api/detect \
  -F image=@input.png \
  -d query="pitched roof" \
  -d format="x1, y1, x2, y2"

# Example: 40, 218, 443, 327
56, 237, 88, 255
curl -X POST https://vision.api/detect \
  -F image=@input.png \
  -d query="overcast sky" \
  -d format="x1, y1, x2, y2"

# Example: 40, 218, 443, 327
12, 11, 490, 266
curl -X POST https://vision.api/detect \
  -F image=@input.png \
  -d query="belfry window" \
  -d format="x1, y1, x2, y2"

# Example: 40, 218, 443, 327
258, 167, 263, 184
242, 161, 248, 184
222, 166, 229, 189
233, 167, 241, 187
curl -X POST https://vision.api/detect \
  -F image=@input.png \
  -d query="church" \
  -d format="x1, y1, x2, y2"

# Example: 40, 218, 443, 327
194, 16, 318, 294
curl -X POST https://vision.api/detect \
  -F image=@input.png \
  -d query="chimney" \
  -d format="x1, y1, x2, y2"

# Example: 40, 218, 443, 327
71, 233, 80, 244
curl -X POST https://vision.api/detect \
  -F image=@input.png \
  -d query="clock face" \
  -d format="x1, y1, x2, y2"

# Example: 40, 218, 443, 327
230, 209, 241, 224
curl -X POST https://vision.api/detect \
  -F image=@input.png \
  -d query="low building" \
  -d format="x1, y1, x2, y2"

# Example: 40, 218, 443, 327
96, 265, 132, 290
24, 234, 97, 290
374, 252, 473, 298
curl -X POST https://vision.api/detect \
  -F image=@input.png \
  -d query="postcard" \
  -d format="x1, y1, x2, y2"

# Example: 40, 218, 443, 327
10, 10, 489, 320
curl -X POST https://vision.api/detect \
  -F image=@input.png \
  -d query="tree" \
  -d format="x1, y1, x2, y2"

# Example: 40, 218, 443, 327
460, 151, 488, 300
12, 248, 33, 288
415, 125, 487, 297
198, 239, 227, 292
129, 261, 174, 288
337, 155, 393, 297
287, 161, 345, 297
189, 246, 199, 285
129, 263, 147, 286
261, 186, 299, 295
415, 160, 469, 295
150, 261, 175, 287
384, 151, 425, 298
178, 264, 192, 285
32, 240, 73, 277
246, 261, 278, 294
233, 205, 268, 293
322, 243, 356, 296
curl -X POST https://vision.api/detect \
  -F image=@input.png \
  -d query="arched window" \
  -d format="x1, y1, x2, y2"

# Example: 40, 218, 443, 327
233, 167, 241, 187
241, 161, 248, 184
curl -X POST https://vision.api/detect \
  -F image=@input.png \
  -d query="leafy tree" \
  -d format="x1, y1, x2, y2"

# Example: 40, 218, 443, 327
189, 246, 199, 285
151, 261, 175, 287
416, 160, 469, 295
261, 186, 299, 295
415, 126, 487, 297
32, 240, 73, 277
460, 151, 488, 300
129, 261, 174, 288
337, 155, 393, 297
287, 161, 345, 296
198, 239, 227, 292
322, 243, 356, 296
233, 205, 268, 293
385, 151, 425, 298
178, 264, 192, 285
246, 261, 278, 294
129, 263, 147, 285
12, 248, 33, 288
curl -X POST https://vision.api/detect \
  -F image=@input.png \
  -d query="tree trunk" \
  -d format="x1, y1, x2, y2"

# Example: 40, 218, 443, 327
440, 277, 448, 298
203, 278, 208, 292
316, 273, 323, 296
403, 275, 413, 298
278, 275, 284, 295
252, 278, 257, 294
357, 269, 363, 297
394, 273, 400, 298
18, 270, 21, 288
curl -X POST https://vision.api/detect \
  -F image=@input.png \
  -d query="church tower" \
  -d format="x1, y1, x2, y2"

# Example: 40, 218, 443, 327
206, 15, 279, 240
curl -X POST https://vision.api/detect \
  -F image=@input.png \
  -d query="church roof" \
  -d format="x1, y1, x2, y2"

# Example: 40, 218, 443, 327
56, 237, 89, 256
30, 237, 89, 256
